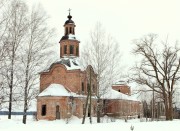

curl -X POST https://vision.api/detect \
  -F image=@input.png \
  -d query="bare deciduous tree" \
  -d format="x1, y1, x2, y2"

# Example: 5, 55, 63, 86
81, 22, 122, 123
82, 65, 96, 124
20, 4, 55, 124
1, 0, 28, 119
0, 0, 9, 108
0, 0, 55, 123
131, 34, 180, 120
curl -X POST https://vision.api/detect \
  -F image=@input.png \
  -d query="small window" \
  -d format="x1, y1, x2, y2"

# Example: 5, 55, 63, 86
70, 27, 72, 33
76, 47, 79, 56
65, 27, 68, 35
118, 89, 121, 92
70, 45, 74, 54
103, 100, 106, 106
41, 105, 46, 116
73, 28, 74, 34
56, 105, 59, 112
82, 82, 84, 92
60, 47, 62, 56
64, 45, 67, 54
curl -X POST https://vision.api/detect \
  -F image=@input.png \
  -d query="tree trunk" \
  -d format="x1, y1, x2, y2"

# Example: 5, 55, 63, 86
97, 98, 100, 123
167, 94, 173, 120
89, 67, 92, 124
82, 87, 90, 124
8, 56, 14, 119
23, 63, 29, 124
151, 88, 155, 121
22, 82, 28, 124
22, 109, 27, 124
165, 107, 172, 120
164, 94, 173, 120
8, 84, 12, 119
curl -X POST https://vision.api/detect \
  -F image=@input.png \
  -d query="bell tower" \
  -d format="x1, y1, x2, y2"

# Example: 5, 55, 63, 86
59, 9, 80, 58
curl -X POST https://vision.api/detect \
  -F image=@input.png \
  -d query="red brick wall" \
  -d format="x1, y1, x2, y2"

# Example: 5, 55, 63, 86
37, 96, 69, 120
40, 64, 81, 93
37, 96, 97, 120
37, 63, 98, 120
40, 64, 97, 96
112, 85, 131, 95
60, 40, 79, 58
104, 99, 141, 117
38, 61, 143, 120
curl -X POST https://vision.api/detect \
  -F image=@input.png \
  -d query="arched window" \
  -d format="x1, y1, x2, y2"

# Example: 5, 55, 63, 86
76, 46, 79, 56
73, 28, 74, 34
56, 105, 59, 112
82, 82, 84, 94
64, 45, 67, 54
41, 105, 46, 116
70, 27, 72, 33
65, 27, 68, 35
70, 45, 74, 54
56, 105, 60, 119
60, 47, 62, 56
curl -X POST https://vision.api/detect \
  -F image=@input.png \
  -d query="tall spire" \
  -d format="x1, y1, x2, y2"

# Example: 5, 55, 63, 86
67, 8, 72, 20
68, 8, 71, 15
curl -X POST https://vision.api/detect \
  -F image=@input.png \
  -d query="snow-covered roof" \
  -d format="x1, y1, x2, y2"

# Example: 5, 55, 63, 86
102, 89, 139, 101
68, 34, 78, 40
61, 57, 81, 70
41, 57, 82, 72
38, 84, 75, 97
60, 34, 80, 42
38, 84, 98, 99
39, 83, 139, 101
113, 80, 128, 86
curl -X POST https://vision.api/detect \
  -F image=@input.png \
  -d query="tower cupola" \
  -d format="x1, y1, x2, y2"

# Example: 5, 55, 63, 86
64, 12, 74, 25
59, 9, 80, 58
64, 9, 75, 35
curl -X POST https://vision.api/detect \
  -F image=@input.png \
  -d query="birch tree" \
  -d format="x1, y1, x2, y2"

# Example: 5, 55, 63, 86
1, 0, 28, 119
0, 0, 55, 123
20, 5, 55, 124
0, 0, 8, 108
81, 23, 122, 123
82, 65, 95, 124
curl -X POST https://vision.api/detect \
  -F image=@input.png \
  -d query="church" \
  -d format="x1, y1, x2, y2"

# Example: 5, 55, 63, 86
37, 12, 142, 120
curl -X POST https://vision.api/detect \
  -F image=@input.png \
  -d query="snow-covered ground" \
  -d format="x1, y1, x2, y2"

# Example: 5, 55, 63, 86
0, 116, 180, 131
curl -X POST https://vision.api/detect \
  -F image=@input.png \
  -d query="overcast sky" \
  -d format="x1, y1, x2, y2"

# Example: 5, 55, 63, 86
28, 0, 180, 70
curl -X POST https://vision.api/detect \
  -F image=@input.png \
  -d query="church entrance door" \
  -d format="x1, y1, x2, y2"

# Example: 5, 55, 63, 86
56, 105, 60, 119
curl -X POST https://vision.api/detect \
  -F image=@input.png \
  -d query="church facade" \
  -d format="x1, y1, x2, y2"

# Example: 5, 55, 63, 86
37, 12, 142, 120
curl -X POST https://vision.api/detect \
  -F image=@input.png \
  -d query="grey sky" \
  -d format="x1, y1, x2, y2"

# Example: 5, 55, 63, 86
29, 0, 180, 70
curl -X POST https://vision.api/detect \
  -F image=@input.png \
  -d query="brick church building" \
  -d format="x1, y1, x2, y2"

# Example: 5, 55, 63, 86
37, 12, 141, 120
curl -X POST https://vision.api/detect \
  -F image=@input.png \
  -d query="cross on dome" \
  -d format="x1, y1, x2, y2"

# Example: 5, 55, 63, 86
67, 8, 72, 20
68, 8, 71, 15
